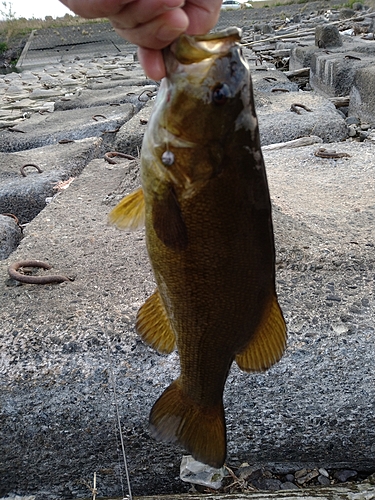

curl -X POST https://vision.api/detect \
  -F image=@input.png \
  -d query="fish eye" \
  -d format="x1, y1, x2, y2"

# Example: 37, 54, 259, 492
212, 83, 231, 105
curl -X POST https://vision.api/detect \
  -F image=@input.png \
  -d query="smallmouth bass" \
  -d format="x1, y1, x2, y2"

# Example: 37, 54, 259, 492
109, 27, 287, 468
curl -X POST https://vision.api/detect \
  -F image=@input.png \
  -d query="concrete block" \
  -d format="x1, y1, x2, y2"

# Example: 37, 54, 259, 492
0, 215, 22, 259
0, 103, 134, 153
54, 85, 157, 112
315, 24, 343, 48
252, 70, 299, 94
349, 65, 375, 126
310, 51, 374, 97
255, 92, 348, 145
289, 45, 318, 71
0, 137, 102, 223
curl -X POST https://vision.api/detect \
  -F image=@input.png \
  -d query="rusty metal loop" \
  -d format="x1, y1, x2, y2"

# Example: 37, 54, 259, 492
92, 114, 107, 121
102, 127, 120, 134
1, 213, 23, 232
290, 103, 312, 114
104, 152, 137, 165
314, 148, 351, 159
20, 164, 43, 177
138, 89, 157, 102
8, 260, 73, 284
1, 213, 19, 225
263, 77, 277, 82
58, 139, 75, 144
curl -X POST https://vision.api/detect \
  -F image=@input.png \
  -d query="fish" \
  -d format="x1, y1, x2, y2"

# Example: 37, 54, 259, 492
109, 27, 287, 469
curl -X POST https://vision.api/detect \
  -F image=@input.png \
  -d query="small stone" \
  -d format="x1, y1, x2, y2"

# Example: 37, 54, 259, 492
349, 304, 361, 314
334, 469, 357, 482
296, 470, 319, 485
346, 116, 360, 126
285, 474, 295, 482
319, 468, 329, 477
281, 481, 299, 490
253, 478, 282, 490
326, 295, 341, 302
348, 124, 358, 137
295, 468, 308, 479
318, 475, 331, 486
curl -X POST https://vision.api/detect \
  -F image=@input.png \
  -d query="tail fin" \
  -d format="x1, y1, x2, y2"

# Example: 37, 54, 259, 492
149, 380, 226, 469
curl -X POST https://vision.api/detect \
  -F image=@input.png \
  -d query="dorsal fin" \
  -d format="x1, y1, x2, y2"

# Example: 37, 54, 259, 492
108, 187, 145, 230
136, 289, 176, 354
236, 293, 287, 372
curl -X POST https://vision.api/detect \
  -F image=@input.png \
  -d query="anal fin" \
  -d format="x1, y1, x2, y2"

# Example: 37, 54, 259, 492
108, 187, 145, 230
136, 289, 176, 354
236, 293, 287, 372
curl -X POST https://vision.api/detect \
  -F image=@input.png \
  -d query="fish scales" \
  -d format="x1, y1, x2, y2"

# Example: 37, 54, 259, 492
109, 26, 287, 468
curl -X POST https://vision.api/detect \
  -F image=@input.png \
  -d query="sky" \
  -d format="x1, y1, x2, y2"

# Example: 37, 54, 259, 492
2, 0, 73, 20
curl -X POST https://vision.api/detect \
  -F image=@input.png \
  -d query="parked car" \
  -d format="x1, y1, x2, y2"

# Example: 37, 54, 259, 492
221, 1, 241, 10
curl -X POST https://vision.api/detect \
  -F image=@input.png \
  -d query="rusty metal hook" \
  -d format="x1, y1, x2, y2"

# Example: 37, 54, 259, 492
8, 260, 73, 284
104, 152, 137, 165
20, 164, 43, 177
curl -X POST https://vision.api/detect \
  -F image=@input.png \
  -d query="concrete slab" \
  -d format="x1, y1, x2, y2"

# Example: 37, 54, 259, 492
0, 137, 102, 223
0, 138, 374, 497
0, 102, 134, 152
255, 92, 348, 145
17, 22, 137, 70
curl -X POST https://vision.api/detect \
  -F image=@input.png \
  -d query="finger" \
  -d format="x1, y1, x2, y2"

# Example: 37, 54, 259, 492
108, 0, 185, 29
111, 8, 188, 49
59, 0, 184, 20
183, 0, 222, 35
137, 47, 166, 80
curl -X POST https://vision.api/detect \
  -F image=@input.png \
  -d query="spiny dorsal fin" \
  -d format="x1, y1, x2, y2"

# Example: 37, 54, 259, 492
149, 379, 226, 468
136, 289, 176, 354
236, 294, 287, 372
108, 187, 145, 230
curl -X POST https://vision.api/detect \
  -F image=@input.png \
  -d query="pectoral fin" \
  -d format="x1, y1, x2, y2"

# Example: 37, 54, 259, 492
136, 289, 176, 354
152, 186, 188, 251
236, 294, 287, 372
108, 187, 145, 230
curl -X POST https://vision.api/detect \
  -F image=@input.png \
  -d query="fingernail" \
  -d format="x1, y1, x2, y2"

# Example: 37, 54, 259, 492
164, 1, 185, 10
157, 25, 185, 42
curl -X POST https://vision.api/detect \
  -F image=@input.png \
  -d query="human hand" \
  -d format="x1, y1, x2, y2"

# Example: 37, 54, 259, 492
59, 0, 222, 80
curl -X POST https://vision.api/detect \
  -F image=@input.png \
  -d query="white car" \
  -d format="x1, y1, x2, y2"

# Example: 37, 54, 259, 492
221, 1, 241, 10
221, 0, 253, 9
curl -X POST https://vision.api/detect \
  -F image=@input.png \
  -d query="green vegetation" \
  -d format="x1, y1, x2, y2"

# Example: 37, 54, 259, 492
0, 41, 7, 53
0, 13, 107, 48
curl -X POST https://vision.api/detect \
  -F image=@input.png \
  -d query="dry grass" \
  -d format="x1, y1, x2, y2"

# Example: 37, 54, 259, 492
0, 14, 105, 43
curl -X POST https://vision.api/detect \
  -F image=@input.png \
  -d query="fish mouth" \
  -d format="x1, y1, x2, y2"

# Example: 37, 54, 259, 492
168, 27, 242, 66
